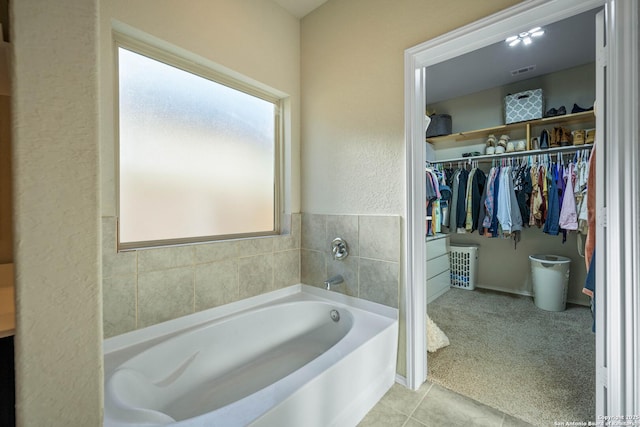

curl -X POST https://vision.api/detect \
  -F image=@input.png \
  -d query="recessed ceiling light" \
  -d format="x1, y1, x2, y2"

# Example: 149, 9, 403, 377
506, 27, 545, 47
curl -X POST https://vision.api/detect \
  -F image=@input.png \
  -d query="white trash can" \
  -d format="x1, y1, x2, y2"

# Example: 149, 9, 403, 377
529, 254, 571, 312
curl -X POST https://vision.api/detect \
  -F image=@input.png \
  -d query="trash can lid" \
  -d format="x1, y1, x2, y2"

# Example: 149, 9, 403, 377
529, 254, 571, 264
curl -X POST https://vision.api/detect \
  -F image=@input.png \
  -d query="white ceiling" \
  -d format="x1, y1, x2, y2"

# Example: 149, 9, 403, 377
425, 7, 601, 103
272, 0, 328, 18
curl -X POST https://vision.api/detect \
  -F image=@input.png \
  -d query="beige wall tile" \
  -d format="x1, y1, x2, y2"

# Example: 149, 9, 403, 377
326, 255, 358, 296
137, 267, 194, 328
195, 260, 239, 311
274, 234, 297, 252
194, 240, 240, 264
237, 237, 274, 257
301, 213, 326, 251
359, 258, 399, 308
301, 249, 326, 287
238, 254, 274, 299
103, 275, 137, 338
138, 245, 194, 272
103, 250, 137, 279
359, 215, 400, 262
326, 214, 359, 257
274, 250, 300, 289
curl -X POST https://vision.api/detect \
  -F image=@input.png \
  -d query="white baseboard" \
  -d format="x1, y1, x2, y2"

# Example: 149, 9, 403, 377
475, 284, 589, 307
426, 286, 450, 304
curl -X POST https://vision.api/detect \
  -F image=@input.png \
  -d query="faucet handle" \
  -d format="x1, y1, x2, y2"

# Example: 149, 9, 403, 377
331, 238, 349, 260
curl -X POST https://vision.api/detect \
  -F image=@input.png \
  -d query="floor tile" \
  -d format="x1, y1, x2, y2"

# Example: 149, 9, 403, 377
411, 383, 505, 427
378, 382, 432, 416
405, 418, 428, 427
357, 401, 407, 427
363, 381, 535, 427
402, 418, 426, 427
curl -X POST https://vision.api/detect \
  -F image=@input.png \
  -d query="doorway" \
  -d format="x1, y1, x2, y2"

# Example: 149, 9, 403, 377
404, 0, 640, 421
421, 7, 598, 424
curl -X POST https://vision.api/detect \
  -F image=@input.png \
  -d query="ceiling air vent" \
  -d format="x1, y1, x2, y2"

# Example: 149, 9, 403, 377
511, 65, 536, 76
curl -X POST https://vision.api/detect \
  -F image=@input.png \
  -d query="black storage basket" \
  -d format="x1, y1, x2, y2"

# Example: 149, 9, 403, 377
426, 114, 452, 138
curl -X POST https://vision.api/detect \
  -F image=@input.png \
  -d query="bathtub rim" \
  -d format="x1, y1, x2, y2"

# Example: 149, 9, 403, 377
103, 284, 398, 377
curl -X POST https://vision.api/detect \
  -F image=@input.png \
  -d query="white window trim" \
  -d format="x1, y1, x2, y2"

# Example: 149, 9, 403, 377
113, 31, 285, 250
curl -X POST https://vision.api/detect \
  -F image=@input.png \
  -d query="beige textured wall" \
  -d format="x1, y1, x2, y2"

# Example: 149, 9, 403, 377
100, 0, 301, 216
0, 95, 11, 263
301, 0, 520, 378
301, 0, 520, 214
12, 0, 102, 425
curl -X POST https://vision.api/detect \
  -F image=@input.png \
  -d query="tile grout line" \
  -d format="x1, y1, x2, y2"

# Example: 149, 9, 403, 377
404, 382, 434, 425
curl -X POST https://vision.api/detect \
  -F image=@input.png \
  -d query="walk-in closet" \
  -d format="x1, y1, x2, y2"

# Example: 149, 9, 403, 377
423, 8, 600, 426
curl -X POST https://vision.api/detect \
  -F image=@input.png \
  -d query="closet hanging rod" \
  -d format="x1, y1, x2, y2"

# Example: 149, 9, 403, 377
427, 143, 593, 165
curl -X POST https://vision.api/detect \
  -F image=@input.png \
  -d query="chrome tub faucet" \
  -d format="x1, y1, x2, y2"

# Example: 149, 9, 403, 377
324, 275, 344, 291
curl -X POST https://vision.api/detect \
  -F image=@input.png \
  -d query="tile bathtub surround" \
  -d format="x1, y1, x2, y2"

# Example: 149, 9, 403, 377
101, 214, 301, 338
102, 274, 136, 338
300, 213, 400, 308
102, 212, 399, 336
137, 267, 194, 328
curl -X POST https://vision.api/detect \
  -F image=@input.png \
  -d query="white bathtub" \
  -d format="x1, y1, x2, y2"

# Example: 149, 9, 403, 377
103, 284, 398, 427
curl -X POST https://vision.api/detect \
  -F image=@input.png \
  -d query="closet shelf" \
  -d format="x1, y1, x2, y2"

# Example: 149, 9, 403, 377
428, 143, 593, 165
426, 111, 595, 145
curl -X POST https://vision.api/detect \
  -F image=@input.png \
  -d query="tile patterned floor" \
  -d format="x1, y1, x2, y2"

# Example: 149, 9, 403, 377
358, 381, 534, 427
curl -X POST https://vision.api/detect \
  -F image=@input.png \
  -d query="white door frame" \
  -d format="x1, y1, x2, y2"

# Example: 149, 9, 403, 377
404, 0, 639, 417
596, 0, 640, 416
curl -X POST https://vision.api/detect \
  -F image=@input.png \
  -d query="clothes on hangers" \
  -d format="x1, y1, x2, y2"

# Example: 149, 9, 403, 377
425, 166, 453, 236
495, 165, 523, 235
585, 145, 597, 269
559, 162, 579, 230
582, 141, 597, 334
432, 148, 591, 243
455, 168, 470, 229
496, 166, 513, 233
448, 169, 461, 233
575, 154, 590, 236
467, 168, 486, 232
464, 168, 476, 231
513, 163, 532, 226
481, 166, 498, 235
543, 163, 561, 236
426, 167, 442, 236
489, 165, 501, 237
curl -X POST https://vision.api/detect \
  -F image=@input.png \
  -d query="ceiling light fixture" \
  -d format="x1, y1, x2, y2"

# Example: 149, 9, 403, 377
506, 27, 544, 47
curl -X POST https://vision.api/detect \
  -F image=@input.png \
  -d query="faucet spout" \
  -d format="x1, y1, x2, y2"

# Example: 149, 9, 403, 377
324, 274, 344, 291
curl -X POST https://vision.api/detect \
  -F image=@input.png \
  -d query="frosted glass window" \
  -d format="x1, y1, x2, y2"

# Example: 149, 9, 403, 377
117, 46, 278, 247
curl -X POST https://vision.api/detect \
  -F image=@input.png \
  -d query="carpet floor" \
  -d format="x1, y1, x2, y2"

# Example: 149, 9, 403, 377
427, 287, 595, 426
